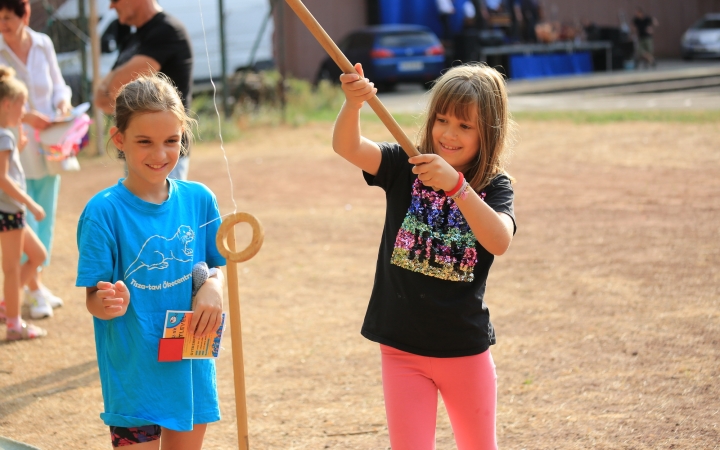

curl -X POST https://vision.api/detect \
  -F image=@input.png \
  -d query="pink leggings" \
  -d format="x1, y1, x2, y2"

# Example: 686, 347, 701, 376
380, 345, 497, 450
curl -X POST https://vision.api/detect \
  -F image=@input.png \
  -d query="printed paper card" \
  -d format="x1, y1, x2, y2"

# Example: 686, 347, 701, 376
162, 311, 225, 359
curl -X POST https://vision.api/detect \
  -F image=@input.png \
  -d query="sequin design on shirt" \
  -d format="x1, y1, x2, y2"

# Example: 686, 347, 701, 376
391, 178, 486, 282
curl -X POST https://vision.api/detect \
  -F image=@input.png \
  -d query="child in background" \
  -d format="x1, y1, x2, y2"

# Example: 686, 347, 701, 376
333, 63, 516, 450
76, 73, 226, 449
0, 66, 48, 340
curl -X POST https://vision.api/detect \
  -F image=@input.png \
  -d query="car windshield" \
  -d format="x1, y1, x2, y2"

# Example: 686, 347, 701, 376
377, 32, 437, 48
693, 18, 720, 30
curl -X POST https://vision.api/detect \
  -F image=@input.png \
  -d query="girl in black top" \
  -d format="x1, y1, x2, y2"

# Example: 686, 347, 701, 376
332, 63, 516, 450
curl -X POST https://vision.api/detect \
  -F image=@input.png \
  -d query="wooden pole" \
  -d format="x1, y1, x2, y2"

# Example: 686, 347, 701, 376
78, 0, 88, 104
276, 0, 287, 124
88, 0, 103, 157
226, 230, 249, 450
283, 0, 420, 158
216, 213, 264, 450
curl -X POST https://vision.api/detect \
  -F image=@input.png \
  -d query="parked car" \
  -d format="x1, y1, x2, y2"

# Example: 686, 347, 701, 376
316, 24, 445, 90
681, 13, 720, 59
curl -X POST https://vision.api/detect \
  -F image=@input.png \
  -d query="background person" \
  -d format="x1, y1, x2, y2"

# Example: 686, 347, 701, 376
633, 6, 658, 68
94, 0, 193, 180
0, 66, 48, 340
436, 0, 456, 41
0, 0, 71, 318
513, 0, 540, 42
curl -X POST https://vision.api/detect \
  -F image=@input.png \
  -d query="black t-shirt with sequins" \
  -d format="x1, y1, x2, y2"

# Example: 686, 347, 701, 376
361, 143, 516, 358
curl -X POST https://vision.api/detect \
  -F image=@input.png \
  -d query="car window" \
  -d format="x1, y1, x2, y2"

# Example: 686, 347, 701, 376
377, 32, 437, 48
346, 33, 375, 51
693, 19, 720, 30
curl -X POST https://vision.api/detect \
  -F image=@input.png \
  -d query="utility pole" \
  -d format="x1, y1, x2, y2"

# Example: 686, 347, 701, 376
218, 0, 230, 118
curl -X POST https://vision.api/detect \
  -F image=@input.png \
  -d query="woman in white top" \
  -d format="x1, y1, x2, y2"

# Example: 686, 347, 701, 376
0, 0, 71, 318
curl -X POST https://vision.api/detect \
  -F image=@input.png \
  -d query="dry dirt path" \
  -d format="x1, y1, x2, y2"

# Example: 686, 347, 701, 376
1, 120, 719, 449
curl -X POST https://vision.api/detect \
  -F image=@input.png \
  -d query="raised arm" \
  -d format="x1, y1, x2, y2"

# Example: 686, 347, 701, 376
332, 63, 382, 176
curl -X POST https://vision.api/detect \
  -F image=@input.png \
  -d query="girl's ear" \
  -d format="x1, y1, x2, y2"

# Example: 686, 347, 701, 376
110, 126, 124, 151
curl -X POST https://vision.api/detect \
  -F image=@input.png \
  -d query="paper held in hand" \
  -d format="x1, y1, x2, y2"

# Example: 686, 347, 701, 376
158, 311, 226, 362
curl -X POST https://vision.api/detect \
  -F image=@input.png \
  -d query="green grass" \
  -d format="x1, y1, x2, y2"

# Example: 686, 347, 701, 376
512, 109, 720, 124
190, 71, 720, 145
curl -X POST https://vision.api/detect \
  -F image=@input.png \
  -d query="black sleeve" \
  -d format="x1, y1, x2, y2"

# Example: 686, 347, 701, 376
482, 174, 516, 234
362, 142, 410, 192
137, 22, 187, 67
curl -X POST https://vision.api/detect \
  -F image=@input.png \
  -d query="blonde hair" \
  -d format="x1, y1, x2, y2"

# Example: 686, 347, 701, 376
110, 73, 195, 158
417, 64, 515, 192
0, 65, 27, 103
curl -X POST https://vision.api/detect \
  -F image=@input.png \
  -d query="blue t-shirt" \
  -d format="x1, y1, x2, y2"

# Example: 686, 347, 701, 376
76, 179, 226, 431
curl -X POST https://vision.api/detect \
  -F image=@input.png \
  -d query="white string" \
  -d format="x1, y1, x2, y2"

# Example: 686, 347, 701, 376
199, 212, 235, 229
197, 0, 238, 214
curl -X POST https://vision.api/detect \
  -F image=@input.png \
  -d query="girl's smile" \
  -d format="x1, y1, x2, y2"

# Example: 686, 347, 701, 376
432, 110, 480, 172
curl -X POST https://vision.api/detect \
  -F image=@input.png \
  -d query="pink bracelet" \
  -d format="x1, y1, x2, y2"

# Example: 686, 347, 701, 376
449, 180, 470, 201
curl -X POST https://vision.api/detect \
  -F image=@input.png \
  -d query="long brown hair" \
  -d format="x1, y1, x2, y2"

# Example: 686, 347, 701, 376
417, 64, 515, 191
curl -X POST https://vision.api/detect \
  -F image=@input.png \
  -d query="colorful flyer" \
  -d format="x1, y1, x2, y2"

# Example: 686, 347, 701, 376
161, 311, 225, 359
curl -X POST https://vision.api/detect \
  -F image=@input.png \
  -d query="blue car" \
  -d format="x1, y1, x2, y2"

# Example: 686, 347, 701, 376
316, 25, 445, 90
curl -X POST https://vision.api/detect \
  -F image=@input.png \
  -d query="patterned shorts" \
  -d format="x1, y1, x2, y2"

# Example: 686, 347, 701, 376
110, 425, 162, 447
0, 210, 24, 232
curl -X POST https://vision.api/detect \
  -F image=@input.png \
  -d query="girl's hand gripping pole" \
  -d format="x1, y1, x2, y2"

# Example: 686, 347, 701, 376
216, 212, 265, 450
283, 0, 421, 158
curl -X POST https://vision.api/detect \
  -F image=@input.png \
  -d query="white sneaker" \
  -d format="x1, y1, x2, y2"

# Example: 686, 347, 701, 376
27, 289, 53, 319
40, 286, 63, 308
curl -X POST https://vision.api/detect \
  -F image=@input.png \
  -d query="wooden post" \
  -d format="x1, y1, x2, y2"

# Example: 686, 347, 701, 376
216, 213, 264, 450
88, 0, 103, 156
78, 0, 88, 104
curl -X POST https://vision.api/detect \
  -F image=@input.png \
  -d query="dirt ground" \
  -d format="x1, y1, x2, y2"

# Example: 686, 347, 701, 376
0, 119, 719, 449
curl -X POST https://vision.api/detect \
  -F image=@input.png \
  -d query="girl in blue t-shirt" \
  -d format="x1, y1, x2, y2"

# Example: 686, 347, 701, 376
0, 66, 48, 341
333, 63, 517, 450
76, 74, 225, 449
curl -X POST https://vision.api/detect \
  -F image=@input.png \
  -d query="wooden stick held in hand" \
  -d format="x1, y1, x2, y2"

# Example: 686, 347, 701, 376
283, 0, 420, 158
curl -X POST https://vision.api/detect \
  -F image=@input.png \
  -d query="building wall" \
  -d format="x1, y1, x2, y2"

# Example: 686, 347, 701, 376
541, 0, 720, 57
274, 0, 367, 81
273, 0, 720, 80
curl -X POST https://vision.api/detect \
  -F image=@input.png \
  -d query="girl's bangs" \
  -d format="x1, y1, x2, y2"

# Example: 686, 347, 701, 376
434, 79, 478, 122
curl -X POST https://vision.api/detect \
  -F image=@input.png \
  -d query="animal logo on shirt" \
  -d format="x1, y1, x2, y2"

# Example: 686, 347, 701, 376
124, 225, 195, 278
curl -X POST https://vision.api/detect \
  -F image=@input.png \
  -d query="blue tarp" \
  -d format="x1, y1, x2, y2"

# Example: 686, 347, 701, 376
379, 0, 464, 38
509, 52, 593, 79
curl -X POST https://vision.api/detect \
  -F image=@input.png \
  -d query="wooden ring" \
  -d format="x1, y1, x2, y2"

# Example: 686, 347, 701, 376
216, 212, 264, 263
